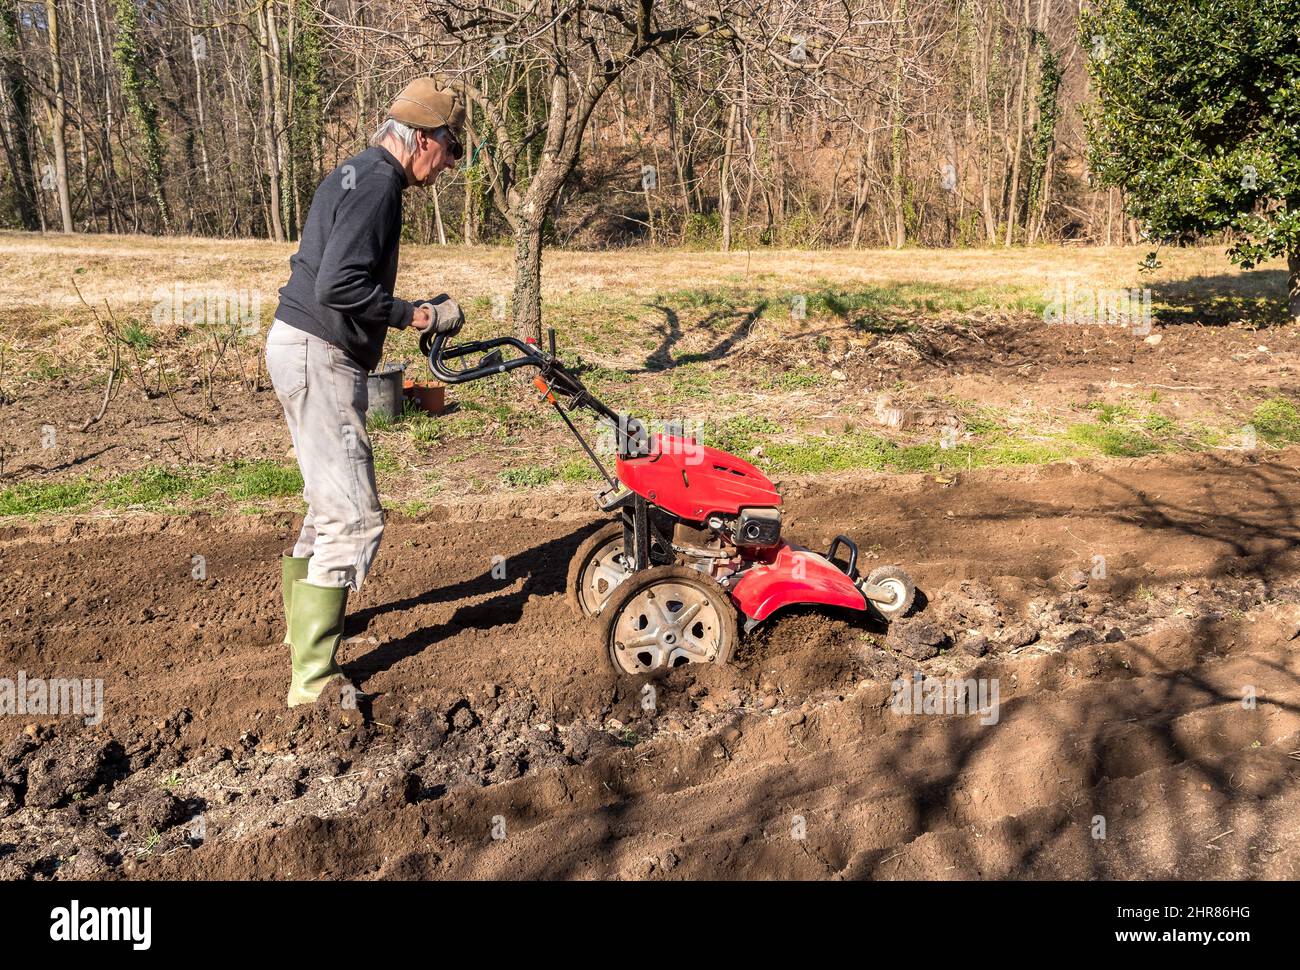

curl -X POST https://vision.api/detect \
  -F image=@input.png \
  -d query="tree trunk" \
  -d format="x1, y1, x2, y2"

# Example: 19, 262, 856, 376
88, 0, 120, 232
888, 0, 907, 249
851, 101, 878, 249
1289, 253, 1300, 325
512, 220, 544, 342
111, 0, 170, 230
45, 0, 74, 232
1030, 149, 1054, 244
977, 14, 997, 243
431, 185, 446, 245
719, 103, 735, 252
889, 107, 905, 249
462, 96, 477, 244
187, 0, 212, 189
266, 0, 290, 237
666, 72, 691, 219
256, 0, 284, 242
849, 155, 868, 249
1004, 0, 1031, 246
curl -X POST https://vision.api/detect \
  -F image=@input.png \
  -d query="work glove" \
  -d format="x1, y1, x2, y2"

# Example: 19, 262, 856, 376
418, 294, 464, 335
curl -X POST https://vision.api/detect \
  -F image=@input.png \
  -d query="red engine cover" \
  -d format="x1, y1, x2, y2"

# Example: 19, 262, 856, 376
730, 544, 867, 622
616, 434, 781, 521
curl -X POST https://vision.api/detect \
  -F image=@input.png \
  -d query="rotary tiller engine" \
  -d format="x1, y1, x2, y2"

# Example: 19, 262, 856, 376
423, 325, 917, 676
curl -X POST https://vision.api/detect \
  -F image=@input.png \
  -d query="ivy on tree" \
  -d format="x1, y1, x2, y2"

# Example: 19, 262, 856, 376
1082, 0, 1300, 321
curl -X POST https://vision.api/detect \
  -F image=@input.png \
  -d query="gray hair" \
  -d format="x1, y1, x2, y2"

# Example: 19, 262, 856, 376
370, 118, 423, 153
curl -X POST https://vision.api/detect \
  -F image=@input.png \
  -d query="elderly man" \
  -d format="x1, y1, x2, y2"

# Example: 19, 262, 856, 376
266, 78, 466, 707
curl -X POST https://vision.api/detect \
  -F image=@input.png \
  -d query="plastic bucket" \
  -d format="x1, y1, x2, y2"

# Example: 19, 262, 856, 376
366, 364, 406, 421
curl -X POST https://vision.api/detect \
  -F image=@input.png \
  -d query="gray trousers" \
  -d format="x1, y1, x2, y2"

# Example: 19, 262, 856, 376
265, 319, 384, 590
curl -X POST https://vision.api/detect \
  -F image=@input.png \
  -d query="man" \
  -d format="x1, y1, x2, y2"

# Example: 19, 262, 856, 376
266, 78, 466, 707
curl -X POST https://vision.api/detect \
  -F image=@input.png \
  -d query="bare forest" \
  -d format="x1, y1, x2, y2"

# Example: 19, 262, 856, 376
0, 0, 1136, 251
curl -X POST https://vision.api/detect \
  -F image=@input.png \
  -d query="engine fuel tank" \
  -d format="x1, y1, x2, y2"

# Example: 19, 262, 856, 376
616, 434, 781, 521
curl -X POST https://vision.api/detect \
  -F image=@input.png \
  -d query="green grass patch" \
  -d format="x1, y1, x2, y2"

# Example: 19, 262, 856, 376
763, 434, 893, 474
559, 457, 602, 482
1067, 394, 1235, 456
121, 319, 155, 351
773, 368, 825, 391
1085, 401, 1138, 424
500, 465, 559, 488
26, 353, 66, 380
99, 466, 205, 506
372, 445, 400, 474
370, 387, 547, 448
1143, 414, 1177, 436
406, 414, 444, 445
391, 499, 433, 517
963, 409, 1007, 437
805, 281, 1044, 317
568, 356, 631, 388
666, 365, 712, 399
1251, 396, 1300, 445
1064, 422, 1164, 458
218, 460, 302, 499
0, 478, 97, 516
536, 280, 1045, 358
761, 430, 1082, 475
0, 460, 303, 518
975, 437, 1078, 466
702, 415, 782, 455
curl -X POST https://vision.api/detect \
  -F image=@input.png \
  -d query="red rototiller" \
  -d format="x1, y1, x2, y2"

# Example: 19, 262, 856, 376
423, 326, 917, 676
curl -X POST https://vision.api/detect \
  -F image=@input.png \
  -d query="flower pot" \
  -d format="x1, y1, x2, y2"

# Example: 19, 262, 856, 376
403, 379, 446, 415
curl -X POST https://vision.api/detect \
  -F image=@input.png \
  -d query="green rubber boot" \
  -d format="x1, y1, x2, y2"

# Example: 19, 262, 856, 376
280, 554, 311, 644
286, 579, 348, 707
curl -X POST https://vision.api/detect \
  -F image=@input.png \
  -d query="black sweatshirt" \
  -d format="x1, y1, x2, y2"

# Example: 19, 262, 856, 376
274, 146, 415, 371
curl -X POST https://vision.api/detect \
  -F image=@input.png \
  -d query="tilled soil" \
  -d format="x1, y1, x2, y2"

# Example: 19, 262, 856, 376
2, 447, 1299, 879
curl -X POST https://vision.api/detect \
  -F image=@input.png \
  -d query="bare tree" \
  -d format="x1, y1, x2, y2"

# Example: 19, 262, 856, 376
45, 0, 73, 231
383, 0, 882, 339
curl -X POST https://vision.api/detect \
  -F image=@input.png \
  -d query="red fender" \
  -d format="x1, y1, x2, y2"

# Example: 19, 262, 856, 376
729, 543, 867, 623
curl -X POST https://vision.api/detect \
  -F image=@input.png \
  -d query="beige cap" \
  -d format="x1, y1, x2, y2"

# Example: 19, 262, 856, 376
386, 78, 465, 132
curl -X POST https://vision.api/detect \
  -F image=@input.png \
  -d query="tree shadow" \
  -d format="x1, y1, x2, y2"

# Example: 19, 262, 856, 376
630, 300, 768, 374
1149, 268, 1291, 328
0, 445, 115, 480
946, 453, 1300, 592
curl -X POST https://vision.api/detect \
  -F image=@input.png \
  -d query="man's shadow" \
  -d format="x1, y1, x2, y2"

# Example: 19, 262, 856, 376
343, 521, 605, 683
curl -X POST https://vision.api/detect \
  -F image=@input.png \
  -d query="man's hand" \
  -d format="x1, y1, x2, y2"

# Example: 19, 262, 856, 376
411, 304, 434, 331
414, 294, 465, 335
